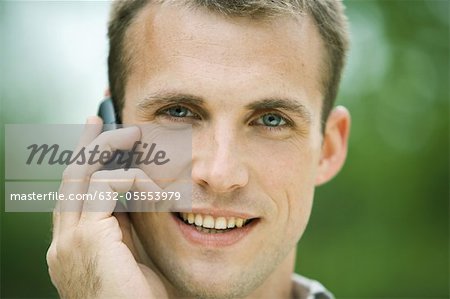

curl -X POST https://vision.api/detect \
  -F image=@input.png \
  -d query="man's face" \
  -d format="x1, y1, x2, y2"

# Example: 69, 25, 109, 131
122, 3, 327, 298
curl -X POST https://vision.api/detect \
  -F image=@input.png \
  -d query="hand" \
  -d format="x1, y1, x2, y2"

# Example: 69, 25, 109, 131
46, 116, 168, 299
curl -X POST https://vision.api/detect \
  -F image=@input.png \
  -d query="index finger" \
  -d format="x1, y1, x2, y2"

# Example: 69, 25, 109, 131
52, 116, 104, 240
75, 116, 103, 151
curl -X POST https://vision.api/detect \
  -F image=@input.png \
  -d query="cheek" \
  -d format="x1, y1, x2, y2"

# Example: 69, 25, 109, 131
249, 137, 319, 192
132, 214, 176, 254
249, 139, 318, 237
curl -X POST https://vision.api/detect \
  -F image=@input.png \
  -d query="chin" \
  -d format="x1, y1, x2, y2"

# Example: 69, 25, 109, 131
157, 253, 276, 299
170, 272, 255, 299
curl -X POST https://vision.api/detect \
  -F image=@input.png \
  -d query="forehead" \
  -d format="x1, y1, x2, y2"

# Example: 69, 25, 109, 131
123, 2, 326, 111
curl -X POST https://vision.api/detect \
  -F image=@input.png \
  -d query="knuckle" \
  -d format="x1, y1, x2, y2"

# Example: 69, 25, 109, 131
46, 244, 58, 267
62, 166, 88, 182
130, 168, 146, 177
90, 170, 109, 182
98, 130, 112, 140
96, 131, 114, 149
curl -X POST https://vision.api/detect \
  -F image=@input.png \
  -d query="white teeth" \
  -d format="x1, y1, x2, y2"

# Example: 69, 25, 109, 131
203, 215, 215, 228
227, 217, 236, 228
235, 218, 244, 228
215, 217, 227, 229
187, 213, 195, 224
181, 213, 250, 230
194, 214, 203, 226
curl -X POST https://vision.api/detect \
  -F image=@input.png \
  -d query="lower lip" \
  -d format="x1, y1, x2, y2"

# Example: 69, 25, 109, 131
172, 213, 258, 248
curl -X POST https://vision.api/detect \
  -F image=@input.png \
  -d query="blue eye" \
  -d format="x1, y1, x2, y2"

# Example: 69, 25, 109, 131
166, 106, 192, 117
257, 113, 287, 127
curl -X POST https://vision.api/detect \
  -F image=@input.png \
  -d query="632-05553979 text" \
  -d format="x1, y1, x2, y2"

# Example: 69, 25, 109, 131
9, 191, 181, 201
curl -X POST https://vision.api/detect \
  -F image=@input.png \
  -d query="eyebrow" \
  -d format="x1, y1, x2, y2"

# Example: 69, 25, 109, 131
245, 98, 312, 124
137, 92, 205, 111
137, 92, 312, 123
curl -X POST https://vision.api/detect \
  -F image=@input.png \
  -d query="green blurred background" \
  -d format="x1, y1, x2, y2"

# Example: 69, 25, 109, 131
1, 0, 448, 298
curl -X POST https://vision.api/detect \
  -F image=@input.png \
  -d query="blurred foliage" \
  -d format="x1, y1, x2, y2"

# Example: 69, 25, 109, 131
1, 0, 448, 298
297, 1, 449, 298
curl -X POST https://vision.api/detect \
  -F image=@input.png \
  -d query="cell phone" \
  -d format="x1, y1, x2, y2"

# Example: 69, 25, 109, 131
97, 97, 121, 129
97, 98, 126, 171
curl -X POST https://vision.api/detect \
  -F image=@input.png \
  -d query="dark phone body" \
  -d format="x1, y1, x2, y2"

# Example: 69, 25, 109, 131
97, 98, 121, 128
97, 98, 125, 170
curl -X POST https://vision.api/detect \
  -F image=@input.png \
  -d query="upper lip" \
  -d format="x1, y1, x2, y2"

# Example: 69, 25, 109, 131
175, 208, 258, 220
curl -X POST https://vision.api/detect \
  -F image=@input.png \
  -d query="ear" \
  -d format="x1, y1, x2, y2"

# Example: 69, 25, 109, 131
315, 106, 351, 186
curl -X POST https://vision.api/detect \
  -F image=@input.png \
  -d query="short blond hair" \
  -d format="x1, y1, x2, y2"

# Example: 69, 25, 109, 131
108, 0, 349, 127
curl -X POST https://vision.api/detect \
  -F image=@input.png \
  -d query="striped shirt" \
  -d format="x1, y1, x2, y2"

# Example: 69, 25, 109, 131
291, 274, 335, 299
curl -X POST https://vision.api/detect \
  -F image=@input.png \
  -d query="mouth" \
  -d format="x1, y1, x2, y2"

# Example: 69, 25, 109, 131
176, 212, 255, 233
172, 211, 259, 247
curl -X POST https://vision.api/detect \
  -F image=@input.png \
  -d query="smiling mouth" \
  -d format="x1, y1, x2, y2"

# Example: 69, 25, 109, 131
175, 212, 256, 234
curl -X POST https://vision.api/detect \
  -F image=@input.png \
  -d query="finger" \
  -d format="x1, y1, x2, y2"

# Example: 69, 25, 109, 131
81, 126, 142, 178
59, 126, 141, 232
80, 168, 161, 223
55, 116, 103, 238
58, 180, 90, 230
75, 116, 103, 151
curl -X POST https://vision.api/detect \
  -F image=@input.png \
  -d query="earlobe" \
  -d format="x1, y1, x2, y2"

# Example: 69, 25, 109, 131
315, 105, 351, 186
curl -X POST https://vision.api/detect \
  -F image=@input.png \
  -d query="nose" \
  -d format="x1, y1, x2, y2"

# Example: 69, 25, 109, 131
192, 122, 249, 193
